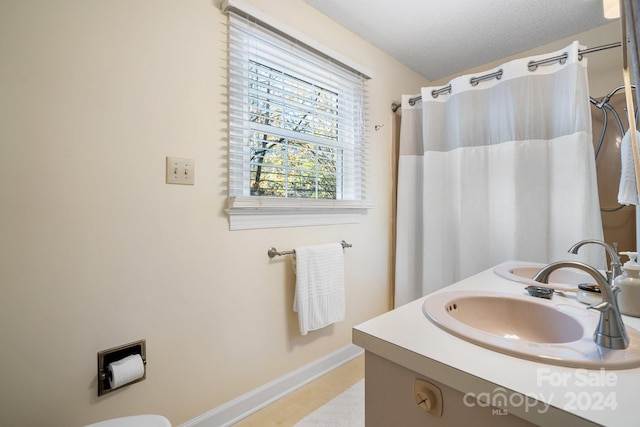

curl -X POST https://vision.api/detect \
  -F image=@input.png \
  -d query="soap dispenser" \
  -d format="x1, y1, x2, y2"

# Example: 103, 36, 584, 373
615, 252, 640, 317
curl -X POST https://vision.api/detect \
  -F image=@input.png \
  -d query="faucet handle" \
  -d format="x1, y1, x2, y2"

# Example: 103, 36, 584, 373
612, 242, 622, 264
588, 301, 609, 313
605, 270, 613, 283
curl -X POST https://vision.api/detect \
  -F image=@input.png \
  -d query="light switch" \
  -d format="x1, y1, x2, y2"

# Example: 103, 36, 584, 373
166, 157, 195, 185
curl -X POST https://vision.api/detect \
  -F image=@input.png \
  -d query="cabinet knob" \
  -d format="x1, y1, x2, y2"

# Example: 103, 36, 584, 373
414, 379, 443, 416
415, 390, 433, 411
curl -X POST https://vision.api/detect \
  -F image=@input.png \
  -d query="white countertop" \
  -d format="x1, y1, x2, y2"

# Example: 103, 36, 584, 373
353, 261, 640, 427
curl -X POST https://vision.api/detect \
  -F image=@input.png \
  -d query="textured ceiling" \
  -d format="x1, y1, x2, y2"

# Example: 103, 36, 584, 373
304, 0, 613, 81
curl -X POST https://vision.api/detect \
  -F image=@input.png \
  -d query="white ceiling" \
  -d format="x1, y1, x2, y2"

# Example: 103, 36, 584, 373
304, 0, 613, 81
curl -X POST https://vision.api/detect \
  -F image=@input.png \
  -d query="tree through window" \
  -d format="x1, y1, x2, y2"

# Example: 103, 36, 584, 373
225, 7, 370, 229
248, 61, 341, 199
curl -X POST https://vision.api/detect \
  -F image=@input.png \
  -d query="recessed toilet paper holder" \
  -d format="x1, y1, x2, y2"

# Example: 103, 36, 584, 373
97, 339, 146, 396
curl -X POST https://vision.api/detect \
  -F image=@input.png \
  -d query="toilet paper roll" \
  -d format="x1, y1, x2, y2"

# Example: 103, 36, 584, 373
108, 354, 145, 390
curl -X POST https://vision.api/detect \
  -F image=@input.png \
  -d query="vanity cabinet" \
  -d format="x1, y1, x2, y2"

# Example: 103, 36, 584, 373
364, 351, 536, 427
353, 262, 639, 427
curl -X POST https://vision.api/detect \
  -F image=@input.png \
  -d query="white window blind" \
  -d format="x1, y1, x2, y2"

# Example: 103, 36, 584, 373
224, 4, 370, 229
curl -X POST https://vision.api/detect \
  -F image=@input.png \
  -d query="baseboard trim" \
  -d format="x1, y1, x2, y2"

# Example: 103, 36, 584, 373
179, 344, 364, 427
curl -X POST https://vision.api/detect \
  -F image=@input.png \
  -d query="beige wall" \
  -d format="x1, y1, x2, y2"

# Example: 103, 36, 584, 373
0, 0, 428, 426
0, 1, 629, 426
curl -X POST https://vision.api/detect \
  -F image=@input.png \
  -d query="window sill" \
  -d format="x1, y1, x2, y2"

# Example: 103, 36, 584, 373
227, 198, 372, 230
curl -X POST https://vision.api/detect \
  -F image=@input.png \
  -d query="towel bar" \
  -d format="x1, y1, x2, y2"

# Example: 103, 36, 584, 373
268, 240, 352, 258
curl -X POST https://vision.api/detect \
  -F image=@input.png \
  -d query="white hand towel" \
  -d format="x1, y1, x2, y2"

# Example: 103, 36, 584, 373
618, 129, 640, 206
293, 243, 345, 336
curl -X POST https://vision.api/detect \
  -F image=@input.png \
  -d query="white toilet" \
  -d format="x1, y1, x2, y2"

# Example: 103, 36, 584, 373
85, 415, 171, 427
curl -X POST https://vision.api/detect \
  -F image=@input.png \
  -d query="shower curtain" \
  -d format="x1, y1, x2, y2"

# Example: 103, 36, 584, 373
395, 41, 604, 307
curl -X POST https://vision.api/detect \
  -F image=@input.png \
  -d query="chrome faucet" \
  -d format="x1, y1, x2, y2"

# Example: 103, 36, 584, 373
568, 239, 622, 285
532, 261, 629, 349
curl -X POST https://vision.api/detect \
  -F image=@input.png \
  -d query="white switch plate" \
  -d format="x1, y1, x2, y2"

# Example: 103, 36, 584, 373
166, 157, 195, 185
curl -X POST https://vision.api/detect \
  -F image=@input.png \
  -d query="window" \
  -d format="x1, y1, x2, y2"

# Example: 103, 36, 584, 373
247, 60, 342, 199
224, 3, 370, 229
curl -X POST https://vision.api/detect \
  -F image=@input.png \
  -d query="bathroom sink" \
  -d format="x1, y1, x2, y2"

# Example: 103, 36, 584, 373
493, 262, 594, 291
423, 290, 640, 369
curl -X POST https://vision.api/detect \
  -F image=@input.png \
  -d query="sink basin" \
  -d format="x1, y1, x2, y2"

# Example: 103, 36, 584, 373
493, 262, 595, 291
440, 293, 583, 343
423, 290, 640, 369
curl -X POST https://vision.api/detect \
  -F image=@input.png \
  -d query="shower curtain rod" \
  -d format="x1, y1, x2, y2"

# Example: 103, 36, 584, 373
391, 42, 622, 112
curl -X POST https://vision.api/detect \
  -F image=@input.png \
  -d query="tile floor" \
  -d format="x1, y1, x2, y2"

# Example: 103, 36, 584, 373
233, 355, 364, 426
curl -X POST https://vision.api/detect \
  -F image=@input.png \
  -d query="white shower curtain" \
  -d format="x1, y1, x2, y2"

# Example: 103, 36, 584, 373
394, 41, 604, 307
